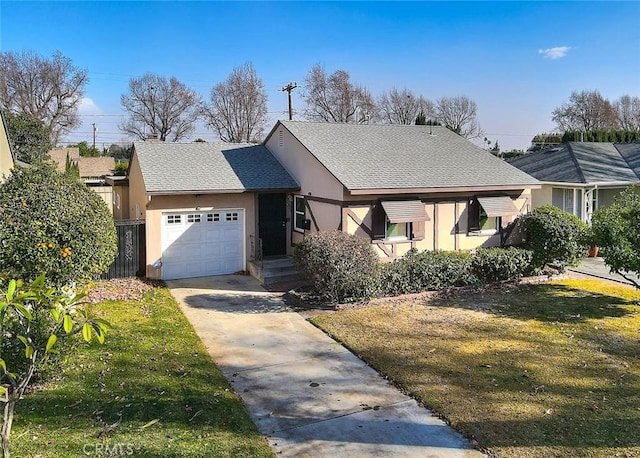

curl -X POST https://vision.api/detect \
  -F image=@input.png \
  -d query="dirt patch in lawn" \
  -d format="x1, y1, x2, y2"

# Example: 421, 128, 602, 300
85, 277, 161, 304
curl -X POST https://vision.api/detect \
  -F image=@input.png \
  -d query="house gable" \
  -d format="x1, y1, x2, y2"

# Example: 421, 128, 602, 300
0, 111, 15, 182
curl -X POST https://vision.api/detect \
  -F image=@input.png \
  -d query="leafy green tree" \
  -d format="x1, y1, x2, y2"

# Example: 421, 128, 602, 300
0, 275, 108, 457
112, 161, 128, 176
0, 164, 117, 287
590, 187, 640, 288
68, 140, 100, 157
2, 111, 52, 164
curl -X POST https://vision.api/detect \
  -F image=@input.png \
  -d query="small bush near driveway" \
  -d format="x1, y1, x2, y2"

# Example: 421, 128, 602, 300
312, 278, 640, 458
293, 231, 379, 303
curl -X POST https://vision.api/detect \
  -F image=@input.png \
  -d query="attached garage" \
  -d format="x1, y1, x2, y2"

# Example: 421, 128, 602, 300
129, 141, 299, 281
161, 209, 244, 280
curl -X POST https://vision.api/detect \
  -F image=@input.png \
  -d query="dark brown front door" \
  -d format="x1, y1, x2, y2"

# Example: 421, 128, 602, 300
258, 193, 287, 257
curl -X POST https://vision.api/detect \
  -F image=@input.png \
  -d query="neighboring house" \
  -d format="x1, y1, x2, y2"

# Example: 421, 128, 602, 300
509, 142, 640, 224
0, 111, 16, 182
128, 142, 299, 279
48, 148, 116, 212
129, 121, 540, 281
106, 175, 129, 221
49, 147, 81, 169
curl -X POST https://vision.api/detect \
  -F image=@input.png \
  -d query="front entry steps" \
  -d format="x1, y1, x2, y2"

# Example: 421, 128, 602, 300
248, 256, 302, 286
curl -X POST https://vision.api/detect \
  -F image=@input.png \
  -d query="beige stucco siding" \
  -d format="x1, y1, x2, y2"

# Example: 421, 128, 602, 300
128, 153, 147, 221
0, 114, 14, 182
112, 185, 130, 220
530, 185, 553, 208
266, 128, 344, 201
145, 193, 256, 279
339, 190, 532, 260
91, 185, 114, 215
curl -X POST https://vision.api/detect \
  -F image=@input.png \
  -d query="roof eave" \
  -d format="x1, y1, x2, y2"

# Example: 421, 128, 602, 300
147, 189, 246, 196
538, 180, 640, 188
146, 185, 300, 196
348, 183, 541, 195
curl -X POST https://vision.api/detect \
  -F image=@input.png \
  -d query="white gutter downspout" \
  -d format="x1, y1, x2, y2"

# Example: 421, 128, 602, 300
583, 185, 598, 226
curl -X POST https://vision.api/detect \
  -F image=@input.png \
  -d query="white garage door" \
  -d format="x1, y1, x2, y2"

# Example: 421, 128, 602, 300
161, 209, 244, 280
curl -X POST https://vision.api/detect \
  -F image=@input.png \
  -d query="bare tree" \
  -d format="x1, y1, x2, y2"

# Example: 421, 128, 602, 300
552, 90, 618, 132
201, 63, 268, 143
119, 73, 200, 142
613, 95, 640, 131
302, 64, 376, 123
0, 51, 87, 145
435, 95, 482, 139
378, 87, 435, 125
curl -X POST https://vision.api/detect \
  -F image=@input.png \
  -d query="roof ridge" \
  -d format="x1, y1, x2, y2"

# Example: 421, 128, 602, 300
565, 143, 587, 183
613, 143, 640, 180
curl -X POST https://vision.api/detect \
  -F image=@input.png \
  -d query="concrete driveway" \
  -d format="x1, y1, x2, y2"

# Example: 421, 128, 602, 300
168, 275, 484, 458
569, 257, 640, 286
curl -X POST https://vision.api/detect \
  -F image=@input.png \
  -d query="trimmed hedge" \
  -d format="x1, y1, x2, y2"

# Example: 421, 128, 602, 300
471, 247, 534, 283
293, 231, 379, 303
294, 233, 539, 303
380, 250, 477, 296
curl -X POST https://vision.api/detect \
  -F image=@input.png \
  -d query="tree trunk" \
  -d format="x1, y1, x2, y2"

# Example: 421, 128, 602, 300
1, 398, 16, 458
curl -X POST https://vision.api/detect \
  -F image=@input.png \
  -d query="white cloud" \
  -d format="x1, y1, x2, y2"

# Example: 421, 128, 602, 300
78, 97, 102, 114
538, 46, 572, 60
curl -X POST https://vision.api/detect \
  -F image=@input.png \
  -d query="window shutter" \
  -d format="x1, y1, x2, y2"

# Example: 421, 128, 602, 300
371, 202, 386, 239
468, 198, 480, 231
412, 220, 425, 240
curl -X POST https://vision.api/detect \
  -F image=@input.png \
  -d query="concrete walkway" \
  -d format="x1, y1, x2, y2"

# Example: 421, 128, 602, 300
569, 256, 640, 286
168, 275, 484, 458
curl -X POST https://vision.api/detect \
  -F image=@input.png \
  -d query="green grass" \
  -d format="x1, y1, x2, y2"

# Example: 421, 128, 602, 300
11, 286, 274, 457
311, 279, 640, 458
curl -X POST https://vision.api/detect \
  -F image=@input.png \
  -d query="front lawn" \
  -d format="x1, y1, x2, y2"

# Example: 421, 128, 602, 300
312, 279, 640, 458
11, 281, 274, 457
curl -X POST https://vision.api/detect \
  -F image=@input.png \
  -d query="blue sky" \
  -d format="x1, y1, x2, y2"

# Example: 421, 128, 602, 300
1, 1, 639, 151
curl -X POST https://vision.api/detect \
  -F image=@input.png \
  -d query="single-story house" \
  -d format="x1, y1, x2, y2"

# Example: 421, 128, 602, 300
509, 142, 640, 224
0, 111, 15, 182
264, 121, 539, 262
129, 121, 540, 281
127, 142, 299, 279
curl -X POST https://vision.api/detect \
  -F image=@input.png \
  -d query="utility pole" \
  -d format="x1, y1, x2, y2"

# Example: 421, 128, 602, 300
92, 123, 97, 150
281, 82, 298, 120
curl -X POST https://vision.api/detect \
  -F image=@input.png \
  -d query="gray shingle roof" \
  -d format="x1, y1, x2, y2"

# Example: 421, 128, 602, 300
278, 121, 539, 191
509, 142, 640, 184
134, 142, 299, 194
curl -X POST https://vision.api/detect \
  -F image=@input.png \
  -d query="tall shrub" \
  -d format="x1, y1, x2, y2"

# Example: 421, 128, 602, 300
518, 205, 588, 270
0, 164, 117, 287
293, 231, 379, 303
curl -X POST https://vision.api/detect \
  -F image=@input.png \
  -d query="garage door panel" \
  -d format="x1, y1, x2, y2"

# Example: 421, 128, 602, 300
161, 209, 245, 280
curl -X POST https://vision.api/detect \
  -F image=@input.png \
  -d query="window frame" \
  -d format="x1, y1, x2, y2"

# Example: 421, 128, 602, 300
293, 195, 307, 233
468, 198, 501, 235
